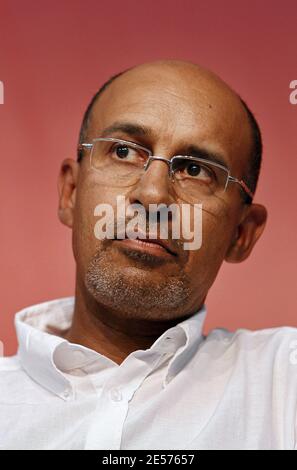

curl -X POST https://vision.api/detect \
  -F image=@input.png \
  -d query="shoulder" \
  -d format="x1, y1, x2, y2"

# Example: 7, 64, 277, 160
230, 325, 297, 353
0, 355, 21, 372
0, 355, 24, 396
0, 355, 51, 405
207, 324, 297, 348
207, 326, 297, 370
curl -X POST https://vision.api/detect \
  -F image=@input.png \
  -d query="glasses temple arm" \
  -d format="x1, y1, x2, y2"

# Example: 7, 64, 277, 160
78, 143, 93, 150
228, 176, 254, 201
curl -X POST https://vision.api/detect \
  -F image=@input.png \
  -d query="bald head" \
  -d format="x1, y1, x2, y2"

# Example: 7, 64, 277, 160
78, 59, 262, 202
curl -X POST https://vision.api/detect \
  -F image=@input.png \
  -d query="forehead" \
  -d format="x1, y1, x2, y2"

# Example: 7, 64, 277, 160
88, 67, 252, 174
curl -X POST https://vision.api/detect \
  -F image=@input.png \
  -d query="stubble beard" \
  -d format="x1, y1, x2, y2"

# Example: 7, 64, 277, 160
84, 245, 192, 321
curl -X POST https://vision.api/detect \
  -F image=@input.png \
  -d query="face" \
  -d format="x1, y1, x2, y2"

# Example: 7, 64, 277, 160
58, 62, 267, 321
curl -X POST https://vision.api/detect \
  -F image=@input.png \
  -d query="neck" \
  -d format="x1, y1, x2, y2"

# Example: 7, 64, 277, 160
64, 276, 200, 365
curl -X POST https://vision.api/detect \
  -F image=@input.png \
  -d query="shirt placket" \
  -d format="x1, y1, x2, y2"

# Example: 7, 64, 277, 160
84, 349, 170, 450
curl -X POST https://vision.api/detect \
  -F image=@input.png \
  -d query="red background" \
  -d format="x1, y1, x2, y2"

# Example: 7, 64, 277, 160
0, 0, 296, 355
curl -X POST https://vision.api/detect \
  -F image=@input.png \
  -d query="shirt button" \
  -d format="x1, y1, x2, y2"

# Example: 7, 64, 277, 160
109, 387, 123, 402
61, 389, 71, 400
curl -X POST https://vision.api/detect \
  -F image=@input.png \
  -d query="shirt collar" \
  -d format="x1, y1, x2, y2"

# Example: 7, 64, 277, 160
15, 297, 207, 399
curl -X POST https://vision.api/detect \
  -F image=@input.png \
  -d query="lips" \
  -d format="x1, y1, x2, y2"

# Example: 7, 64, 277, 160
115, 232, 178, 257
135, 237, 177, 256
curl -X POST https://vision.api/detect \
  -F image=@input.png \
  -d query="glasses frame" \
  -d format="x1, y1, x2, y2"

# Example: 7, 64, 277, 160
78, 137, 254, 202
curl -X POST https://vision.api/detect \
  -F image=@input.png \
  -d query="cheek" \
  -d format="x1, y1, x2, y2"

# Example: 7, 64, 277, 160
72, 198, 97, 274
183, 211, 234, 286
72, 181, 103, 269
72, 180, 129, 269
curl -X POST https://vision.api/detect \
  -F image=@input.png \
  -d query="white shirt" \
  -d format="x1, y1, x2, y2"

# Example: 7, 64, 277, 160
1, 297, 297, 450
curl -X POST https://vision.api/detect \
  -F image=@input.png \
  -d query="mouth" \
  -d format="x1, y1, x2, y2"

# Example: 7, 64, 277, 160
114, 234, 178, 259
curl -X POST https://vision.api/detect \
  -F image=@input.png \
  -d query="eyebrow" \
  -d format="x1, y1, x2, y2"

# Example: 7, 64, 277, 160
101, 121, 154, 139
100, 121, 229, 169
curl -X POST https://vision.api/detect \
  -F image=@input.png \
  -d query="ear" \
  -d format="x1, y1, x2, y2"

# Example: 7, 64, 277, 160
225, 203, 268, 263
57, 158, 80, 228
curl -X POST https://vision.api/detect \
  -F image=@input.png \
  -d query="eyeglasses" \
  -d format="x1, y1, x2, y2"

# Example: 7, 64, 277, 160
78, 137, 254, 204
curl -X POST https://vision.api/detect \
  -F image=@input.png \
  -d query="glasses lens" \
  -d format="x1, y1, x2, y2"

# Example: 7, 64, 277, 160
90, 139, 150, 187
171, 157, 229, 203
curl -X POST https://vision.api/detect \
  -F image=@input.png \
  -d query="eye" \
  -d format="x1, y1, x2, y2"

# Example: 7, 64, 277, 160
185, 161, 214, 181
113, 144, 134, 159
110, 143, 147, 164
171, 158, 218, 186
186, 162, 202, 177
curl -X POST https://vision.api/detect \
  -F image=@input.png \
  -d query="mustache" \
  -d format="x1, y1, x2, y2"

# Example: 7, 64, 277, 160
106, 215, 185, 252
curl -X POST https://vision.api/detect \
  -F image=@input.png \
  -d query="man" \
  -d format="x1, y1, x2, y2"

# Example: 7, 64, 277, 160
0, 59, 295, 450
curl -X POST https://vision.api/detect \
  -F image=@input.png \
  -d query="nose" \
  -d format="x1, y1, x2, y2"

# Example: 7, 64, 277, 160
127, 156, 175, 210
